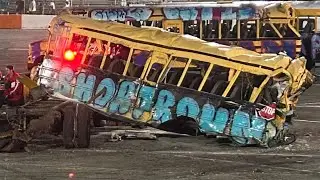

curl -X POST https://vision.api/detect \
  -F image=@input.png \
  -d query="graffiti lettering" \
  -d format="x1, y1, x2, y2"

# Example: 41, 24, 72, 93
94, 78, 116, 107
90, 6, 259, 22
73, 73, 96, 102
56, 67, 73, 96
109, 80, 136, 114
163, 7, 198, 21
132, 85, 156, 119
54, 67, 268, 145
153, 90, 175, 122
91, 8, 153, 21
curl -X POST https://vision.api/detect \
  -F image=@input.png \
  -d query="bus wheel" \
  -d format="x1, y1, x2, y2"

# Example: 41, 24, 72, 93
63, 103, 91, 149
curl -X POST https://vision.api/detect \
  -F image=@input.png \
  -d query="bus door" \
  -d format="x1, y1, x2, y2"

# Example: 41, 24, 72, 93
163, 20, 184, 34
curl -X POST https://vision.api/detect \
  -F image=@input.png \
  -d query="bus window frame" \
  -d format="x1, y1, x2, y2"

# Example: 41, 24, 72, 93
163, 20, 184, 34
100, 41, 111, 69
198, 63, 214, 91
122, 48, 134, 76
249, 76, 271, 103
80, 37, 92, 64
143, 52, 170, 85
222, 70, 241, 97
64, 27, 276, 76
177, 58, 192, 87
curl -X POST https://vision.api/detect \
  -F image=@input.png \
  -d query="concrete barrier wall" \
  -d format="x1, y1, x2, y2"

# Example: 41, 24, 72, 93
0, 15, 22, 29
0, 15, 56, 29
22, 15, 56, 29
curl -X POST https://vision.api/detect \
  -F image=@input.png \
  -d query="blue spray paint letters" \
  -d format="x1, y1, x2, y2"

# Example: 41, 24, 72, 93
94, 78, 116, 108
73, 73, 96, 102
201, 8, 213, 21
58, 69, 270, 145
199, 104, 216, 133
211, 107, 230, 134
249, 115, 266, 141
176, 97, 200, 120
132, 85, 156, 119
91, 8, 153, 21
163, 7, 198, 21
56, 67, 74, 97
230, 110, 251, 141
109, 80, 136, 114
152, 90, 175, 122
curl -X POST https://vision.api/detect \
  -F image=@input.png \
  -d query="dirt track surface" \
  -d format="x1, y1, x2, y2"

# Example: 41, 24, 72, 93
0, 30, 319, 180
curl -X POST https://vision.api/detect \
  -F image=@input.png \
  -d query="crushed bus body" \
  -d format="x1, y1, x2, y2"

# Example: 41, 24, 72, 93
26, 14, 312, 148
0, 14, 314, 152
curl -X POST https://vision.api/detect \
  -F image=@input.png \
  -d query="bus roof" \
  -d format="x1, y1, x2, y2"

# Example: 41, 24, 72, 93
58, 15, 291, 70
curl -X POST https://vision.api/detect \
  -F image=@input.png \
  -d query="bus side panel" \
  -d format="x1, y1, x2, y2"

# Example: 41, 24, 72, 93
52, 66, 268, 143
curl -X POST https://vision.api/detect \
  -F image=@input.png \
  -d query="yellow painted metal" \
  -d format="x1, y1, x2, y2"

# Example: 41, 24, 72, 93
198, 63, 214, 91
100, 41, 111, 69
288, 23, 301, 38
123, 48, 134, 76
256, 19, 260, 39
269, 22, 283, 38
17, 74, 38, 90
162, 20, 184, 34
177, 58, 192, 87
80, 37, 92, 64
249, 76, 271, 103
156, 55, 173, 84
222, 70, 240, 97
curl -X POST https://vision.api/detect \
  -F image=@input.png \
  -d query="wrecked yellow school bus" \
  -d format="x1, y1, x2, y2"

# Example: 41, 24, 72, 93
31, 14, 314, 148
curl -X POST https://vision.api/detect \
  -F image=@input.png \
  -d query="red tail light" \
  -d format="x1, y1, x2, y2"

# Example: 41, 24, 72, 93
64, 50, 77, 61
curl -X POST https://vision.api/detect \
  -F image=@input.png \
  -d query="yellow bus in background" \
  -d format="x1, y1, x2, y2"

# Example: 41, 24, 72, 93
83, 1, 320, 60
28, 1, 320, 71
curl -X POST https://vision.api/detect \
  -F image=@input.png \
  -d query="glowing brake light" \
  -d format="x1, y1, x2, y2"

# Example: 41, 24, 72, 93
64, 50, 77, 61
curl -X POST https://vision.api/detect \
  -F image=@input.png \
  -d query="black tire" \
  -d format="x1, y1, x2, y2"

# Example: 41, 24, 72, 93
63, 105, 75, 149
283, 133, 296, 145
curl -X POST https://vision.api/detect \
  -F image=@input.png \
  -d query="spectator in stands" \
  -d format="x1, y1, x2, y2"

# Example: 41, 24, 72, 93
49, 0, 55, 14
15, 0, 24, 14
65, 0, 70, 8
28, 0, 36, 14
